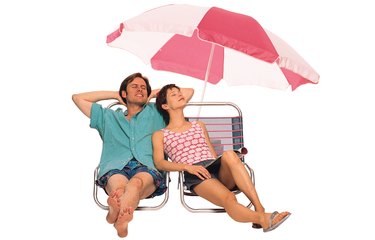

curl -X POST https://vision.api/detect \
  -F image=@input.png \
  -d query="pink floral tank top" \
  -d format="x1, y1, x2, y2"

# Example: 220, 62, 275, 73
162, 121, 215, 165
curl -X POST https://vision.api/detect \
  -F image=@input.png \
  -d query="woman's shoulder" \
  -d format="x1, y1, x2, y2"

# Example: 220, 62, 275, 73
194, 120, 206, 129
152, 129, 164, 139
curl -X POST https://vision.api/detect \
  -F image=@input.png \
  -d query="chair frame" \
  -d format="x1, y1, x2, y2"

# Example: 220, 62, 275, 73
93, 101, 170, 211
178, 102, 255, 213
92, 101, 254, 212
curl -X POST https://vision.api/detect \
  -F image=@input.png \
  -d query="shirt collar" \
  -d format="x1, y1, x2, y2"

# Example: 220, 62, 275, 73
123, 103, 148, 117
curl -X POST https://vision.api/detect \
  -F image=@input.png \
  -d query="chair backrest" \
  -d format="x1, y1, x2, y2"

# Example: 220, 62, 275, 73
178, 102, 254, 213
185, 102, 245, 159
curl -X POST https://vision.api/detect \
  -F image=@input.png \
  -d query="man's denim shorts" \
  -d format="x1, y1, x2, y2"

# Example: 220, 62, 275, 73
96, 158, 167, 198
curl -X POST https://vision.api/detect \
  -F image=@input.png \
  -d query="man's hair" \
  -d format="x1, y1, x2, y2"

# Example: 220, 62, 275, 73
155, 84, 180, 125
119, 72, 152, 104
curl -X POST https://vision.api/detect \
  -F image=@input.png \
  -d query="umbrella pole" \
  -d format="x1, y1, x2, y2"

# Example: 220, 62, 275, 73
198, 43, 215, 116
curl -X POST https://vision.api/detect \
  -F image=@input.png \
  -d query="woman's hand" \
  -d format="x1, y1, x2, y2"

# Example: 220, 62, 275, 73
185, 165, 211, 180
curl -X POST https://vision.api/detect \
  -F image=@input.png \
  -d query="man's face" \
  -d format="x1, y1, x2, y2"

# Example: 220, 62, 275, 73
125, 77, 148, 106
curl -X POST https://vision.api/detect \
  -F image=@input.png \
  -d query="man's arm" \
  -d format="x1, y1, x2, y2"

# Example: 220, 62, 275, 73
72, 91, 121, 118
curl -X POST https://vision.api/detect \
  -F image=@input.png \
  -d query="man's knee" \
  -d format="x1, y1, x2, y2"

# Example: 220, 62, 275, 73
127, 173, 156, 199
128, 176, 144, 191
106, 174, 129, 194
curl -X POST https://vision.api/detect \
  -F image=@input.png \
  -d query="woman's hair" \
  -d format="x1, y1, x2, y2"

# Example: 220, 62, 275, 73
155, 84, 180, 125
119, 72, 152, 104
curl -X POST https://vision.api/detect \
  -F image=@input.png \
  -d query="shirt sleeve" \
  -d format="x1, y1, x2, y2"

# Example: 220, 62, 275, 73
90, 103, 105, 134
148, 103, 165, 126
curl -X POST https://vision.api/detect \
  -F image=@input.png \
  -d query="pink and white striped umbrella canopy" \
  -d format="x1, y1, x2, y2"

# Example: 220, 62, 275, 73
107, 4, 319, 91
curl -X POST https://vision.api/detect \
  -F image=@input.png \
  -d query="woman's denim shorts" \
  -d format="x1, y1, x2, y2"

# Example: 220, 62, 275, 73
183, 157, 222, 193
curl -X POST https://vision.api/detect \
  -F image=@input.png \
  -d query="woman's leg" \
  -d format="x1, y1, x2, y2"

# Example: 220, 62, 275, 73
193, 179, 290, 230
194, 178, 262, 223
218, 150, 264, 212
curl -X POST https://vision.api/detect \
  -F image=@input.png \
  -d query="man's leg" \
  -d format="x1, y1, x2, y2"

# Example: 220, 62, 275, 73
115, 172, 156, 238
105, 174, 129, 224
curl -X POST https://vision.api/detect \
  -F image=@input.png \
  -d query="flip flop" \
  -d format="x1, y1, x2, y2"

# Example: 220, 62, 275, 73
263, 211, 291, 232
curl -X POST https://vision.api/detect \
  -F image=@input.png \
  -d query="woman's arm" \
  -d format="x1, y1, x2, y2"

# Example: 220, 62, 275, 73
152, 130, 211, 180
181, 88, 194, 102
148, 87, 194, 103
152, 130, 187, 171
72, 91, 123, 118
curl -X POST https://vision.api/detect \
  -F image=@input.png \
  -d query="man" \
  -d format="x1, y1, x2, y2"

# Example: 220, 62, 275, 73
72, 73, 194, 237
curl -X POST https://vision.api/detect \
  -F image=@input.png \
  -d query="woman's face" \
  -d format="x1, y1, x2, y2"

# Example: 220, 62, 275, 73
165, 87, 186, 110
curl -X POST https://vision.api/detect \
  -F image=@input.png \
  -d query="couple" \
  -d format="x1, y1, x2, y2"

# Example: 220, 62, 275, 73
72, 73, 290, 238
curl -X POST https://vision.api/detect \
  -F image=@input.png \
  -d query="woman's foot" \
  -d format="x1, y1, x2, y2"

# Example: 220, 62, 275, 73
114, 207, 134, 238
252, 223, 262, 229
262, 211, 291, 232
106, 190, 123, 224
252, 207, 265, 229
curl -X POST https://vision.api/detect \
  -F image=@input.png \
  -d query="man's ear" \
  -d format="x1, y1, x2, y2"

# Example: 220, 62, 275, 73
121, 90, 127, 98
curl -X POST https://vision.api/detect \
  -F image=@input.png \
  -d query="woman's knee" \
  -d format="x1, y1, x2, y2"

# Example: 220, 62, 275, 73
222, 191, 237, 206
222, 150, 241, 165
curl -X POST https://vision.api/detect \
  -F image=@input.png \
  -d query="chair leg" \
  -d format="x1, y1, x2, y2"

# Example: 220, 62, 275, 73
94, 167, 109, 210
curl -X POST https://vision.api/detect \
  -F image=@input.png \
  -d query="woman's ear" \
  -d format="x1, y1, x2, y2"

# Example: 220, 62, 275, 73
162, 103, 169, 110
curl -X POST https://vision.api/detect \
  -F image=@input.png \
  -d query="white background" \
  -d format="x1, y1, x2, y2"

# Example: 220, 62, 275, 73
1, 0, 374, 239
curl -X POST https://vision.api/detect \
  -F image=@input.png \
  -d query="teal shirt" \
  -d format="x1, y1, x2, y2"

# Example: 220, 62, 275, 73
90, 102, 165, 178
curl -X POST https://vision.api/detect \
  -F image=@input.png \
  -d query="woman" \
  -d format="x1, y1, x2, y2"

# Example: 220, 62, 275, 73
152, 84, 291, 232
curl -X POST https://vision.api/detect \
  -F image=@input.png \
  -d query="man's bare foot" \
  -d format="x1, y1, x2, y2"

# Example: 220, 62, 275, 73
106, 190, 122, 224
114, 207, 134, 238
262, 211, 291, 232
